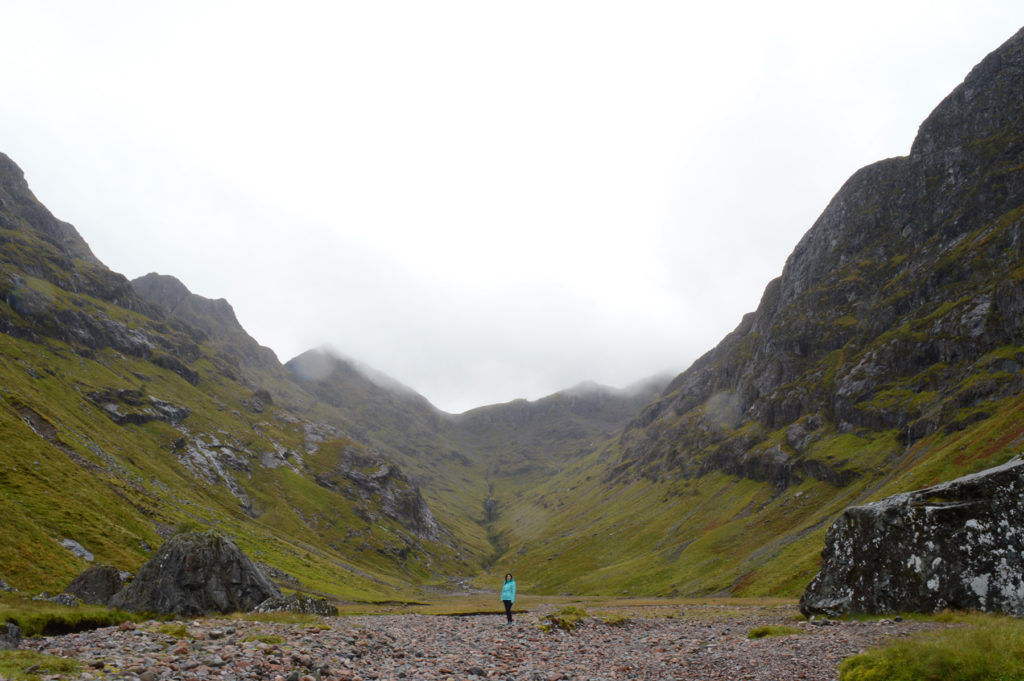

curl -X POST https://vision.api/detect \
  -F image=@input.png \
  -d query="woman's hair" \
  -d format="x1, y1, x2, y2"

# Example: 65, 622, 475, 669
505, 573, 513, 581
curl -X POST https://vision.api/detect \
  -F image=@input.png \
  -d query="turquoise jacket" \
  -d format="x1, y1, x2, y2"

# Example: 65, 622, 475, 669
501, 578, 516, 603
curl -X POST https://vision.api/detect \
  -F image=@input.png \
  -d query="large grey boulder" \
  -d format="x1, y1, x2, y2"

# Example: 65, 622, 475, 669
109, 531, 281, 616
801, 457, 1024, 617
65, 565, 128, 605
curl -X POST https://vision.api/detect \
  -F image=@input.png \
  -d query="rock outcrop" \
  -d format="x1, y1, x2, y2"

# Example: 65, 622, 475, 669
616, 25, 1024, 487
255, 593, 339, 616
64, 565, 129, 606
314, 444, 442, 543
109, 532, 281, 616
131, 272, 280, 372
0, 622, 21, 650
800, 456, 1024, 617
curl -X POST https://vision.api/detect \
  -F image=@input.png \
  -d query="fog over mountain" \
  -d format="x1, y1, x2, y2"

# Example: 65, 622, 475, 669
4, 1, 1024, 411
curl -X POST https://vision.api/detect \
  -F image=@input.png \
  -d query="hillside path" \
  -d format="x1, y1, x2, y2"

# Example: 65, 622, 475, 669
25, 605, 941, 680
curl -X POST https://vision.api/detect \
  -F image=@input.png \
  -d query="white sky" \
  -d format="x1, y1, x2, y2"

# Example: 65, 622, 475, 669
2, 2, 1022, 413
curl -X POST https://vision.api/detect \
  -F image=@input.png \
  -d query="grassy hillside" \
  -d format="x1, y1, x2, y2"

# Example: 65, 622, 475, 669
487, 391, 1023, 597
481, 26, 1024, 598
3, 26, 1024, 606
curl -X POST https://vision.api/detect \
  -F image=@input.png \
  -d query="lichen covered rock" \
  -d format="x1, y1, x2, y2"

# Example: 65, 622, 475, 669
801, 457, 1024, 617
255, 593, 338, 616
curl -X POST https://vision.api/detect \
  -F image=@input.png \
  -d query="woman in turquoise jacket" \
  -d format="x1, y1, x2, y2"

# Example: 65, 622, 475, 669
500, 573, 516, 624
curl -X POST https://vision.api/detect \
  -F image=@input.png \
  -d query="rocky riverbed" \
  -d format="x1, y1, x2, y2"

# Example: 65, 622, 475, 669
23, 604, 941, 681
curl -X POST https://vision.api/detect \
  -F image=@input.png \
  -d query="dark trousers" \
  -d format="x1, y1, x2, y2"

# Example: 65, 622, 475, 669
503, 599, 513, 623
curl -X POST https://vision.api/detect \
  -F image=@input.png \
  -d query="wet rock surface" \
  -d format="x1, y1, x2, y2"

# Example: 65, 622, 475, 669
24, 606, 941, 680
801, 457, 1024, 617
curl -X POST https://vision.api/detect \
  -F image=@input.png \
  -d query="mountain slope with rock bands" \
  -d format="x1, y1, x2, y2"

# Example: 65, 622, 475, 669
1, 25, 1023, 603
485, 24, 1024, 597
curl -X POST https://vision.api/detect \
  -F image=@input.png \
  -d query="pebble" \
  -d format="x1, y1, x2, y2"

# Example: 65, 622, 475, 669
21, 605, 938, 681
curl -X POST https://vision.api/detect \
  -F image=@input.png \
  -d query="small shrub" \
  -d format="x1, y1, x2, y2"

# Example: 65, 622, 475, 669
0, 650, 81, 681
748, 625, 804, 639
543, 606, 588, 632
600, 613, 630, 627
158, 622, 189, 639
839, 619, 1024, 681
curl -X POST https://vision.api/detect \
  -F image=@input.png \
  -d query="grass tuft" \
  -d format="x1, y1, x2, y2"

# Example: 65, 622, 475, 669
747, 624, 804, 639
839, 619, 1024, 681
0, 650, 81, 681
541, 606, 588, 632
599, 613, 630, 627
157, 622, 189, 639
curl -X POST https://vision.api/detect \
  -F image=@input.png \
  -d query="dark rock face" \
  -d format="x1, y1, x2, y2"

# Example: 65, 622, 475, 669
314, 444, 442, 543
86, 388, 191, 426
256, 593, 339, 616
64, 565, 128, 606
109, 532, 281, 616
800, 457, 1024, 617
131, 272, 279, 371
0, 622, 21, 650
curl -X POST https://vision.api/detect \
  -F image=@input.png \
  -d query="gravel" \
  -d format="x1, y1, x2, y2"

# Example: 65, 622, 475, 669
22, 604, 941, 680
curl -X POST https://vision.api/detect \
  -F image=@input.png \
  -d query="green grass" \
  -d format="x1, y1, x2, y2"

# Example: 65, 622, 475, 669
157, 622, 189, 639
599, 613, 631, 627
839, 618, 1024, 681
0, 594, 144, 636
4, 168, 1024, 610
0, 650, 81, 681
541, 606, 588, 632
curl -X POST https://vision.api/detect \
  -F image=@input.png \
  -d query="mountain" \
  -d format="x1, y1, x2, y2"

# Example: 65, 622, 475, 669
0, 158, 470, 596
0, 160, 665, 597
619, 24, 1024, 485
2, 24, 1023, 604
484, 25, 1024, 597
283, 347, 670, 566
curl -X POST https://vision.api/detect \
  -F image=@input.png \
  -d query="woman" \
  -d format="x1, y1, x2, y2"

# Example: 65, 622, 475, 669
500, 573, 516, 624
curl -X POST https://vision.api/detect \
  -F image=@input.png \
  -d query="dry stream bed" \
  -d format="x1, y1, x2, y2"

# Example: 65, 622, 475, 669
22, 603, 943, 681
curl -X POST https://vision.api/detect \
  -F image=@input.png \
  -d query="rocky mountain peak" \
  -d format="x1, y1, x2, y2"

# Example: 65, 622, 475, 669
0, 153, 100, 266
131, 272, 245, 336
618, 24, 1024, 486
131, 272, 278, 373
130, 272, 193, 311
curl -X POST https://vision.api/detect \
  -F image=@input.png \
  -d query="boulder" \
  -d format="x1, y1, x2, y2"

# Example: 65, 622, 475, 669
60, 538, 94, 562
46, 593, 79, 607
255, 593, 338, 616
0, 622, 21, 650
109, 531, 281, 616
65, 565, 128, 605
801, 456, 1024, 617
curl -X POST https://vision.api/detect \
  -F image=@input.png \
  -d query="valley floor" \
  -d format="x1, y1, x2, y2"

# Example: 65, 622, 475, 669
22, 604, 943, 681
